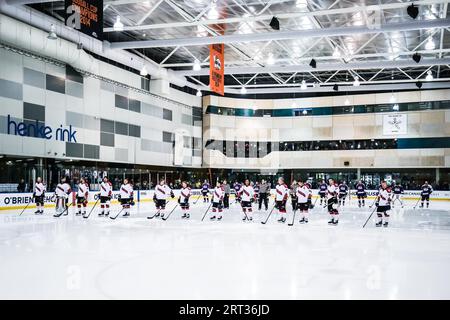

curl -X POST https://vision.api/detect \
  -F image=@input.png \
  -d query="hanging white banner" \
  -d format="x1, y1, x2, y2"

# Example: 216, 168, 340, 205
383, 113, 408, 135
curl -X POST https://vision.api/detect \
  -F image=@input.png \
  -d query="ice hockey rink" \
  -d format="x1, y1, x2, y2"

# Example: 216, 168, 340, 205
1, 196, 450, 300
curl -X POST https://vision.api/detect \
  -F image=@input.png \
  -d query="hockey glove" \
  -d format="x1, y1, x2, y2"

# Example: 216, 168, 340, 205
171, 191, 175, 199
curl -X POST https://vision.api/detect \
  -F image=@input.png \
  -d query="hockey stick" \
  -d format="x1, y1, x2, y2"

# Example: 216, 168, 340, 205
193, 193, 202, 205
201, 202, 213, 222
362, 206, 378, 228
310, 196, 318, 209
53, 201, 73, 218
413, 197, 421, 210
19, 200, 33, 216
147, 209, 161, 219
368, 196, 378, 208
162, 202, 179, 221
83, 198, 100, 219
109, 207, 126, 220
261, 204, 276, 224
288, 210, 297, 227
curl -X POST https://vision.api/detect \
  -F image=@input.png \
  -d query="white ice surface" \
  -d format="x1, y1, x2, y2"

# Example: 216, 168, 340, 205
1, 198, 450, 300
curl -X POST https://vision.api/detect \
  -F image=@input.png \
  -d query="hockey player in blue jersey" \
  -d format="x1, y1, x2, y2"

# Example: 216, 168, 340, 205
233, 181, 242, 203
420, 181, 433, 208
356, 180, 367, 207
391, 182, 404, 208
338, 181, 349, 206
201, 180, 210, 203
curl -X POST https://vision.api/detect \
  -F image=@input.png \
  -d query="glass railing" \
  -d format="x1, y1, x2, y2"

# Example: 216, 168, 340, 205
205, 100, 450, 118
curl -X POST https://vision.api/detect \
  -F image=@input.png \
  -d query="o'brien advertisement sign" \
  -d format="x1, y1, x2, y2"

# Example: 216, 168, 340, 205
7, 115, 77, 142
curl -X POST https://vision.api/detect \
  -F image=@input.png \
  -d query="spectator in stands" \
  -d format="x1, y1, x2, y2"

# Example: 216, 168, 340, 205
17, 179, 26, 193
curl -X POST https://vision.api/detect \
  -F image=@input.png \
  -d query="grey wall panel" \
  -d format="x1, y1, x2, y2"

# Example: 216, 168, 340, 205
115, 95, 128, 110
129, 99, 141, 113
163, 108, 173, 121
46, 74, 65, 94
115, 121, 129, 135
23, 68, 45, 88
84, 115, 100, 130
66, 111, 84, 128
24, 102, 45, 121
100, 132, 115, 147
100, 81, 115, 92
66, 142, 83, 158
66, 81, 84, 98
100, 119, 114, 133
115, 148, 128, 162
129, 124, 141, 137
0, 79, 23, 100
84, 144, 100, 159
181, 114, 192, 126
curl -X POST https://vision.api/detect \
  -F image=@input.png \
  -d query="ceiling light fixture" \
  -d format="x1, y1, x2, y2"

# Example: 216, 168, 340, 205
332, 47, 341, 59
425, 70, 433, 81
353, 76, 360, 87
267, 54, 275, 65
193, 59, 201, 71
240, 86, 247, 94
425, 37, 435, 50
196, 89, 202, 97
389, 93, 396, 104
344, 98, 350, 106
407, 4, 419, 19
140, 66, 148, 76
270, 16, 280, 30
47, 24, 57, 40
113, 16, 124, 31
300, 80, 307, 90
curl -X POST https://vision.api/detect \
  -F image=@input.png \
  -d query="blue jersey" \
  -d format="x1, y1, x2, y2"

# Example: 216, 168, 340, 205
393, 185, 404, 194
202, 183, 209, 191
254, 185, 260, 193
319, 183, 327, 193
339, 184, 348, 193
234, 183, 241, 192
421, 185, 433, 196
356, 183, 366, 195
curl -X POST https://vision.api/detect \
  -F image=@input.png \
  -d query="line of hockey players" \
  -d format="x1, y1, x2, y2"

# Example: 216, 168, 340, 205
30, 175, 434, 226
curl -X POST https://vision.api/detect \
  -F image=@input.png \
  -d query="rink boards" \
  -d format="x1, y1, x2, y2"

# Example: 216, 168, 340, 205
1, 189, 450, 211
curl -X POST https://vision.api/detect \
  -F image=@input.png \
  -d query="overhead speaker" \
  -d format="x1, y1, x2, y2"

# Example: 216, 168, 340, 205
407, 4, 419, 19
416, 81, 422, 89
309, 59, 317, 68
412, 52, 421, 63
270, 16, 280, 30
333, 84, 339, 91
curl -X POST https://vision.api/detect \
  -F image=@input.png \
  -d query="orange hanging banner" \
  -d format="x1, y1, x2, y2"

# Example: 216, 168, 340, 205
209, 43, 225, 96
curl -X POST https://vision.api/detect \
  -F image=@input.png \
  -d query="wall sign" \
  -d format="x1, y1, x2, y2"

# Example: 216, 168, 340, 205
383, 113, 407, 135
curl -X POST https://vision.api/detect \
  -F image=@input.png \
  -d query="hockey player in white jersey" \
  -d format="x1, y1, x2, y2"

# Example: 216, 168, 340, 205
118, 178, 134, 217
210, 181, 224, 221
53, 177, 72, 217
33, 177, 46, 215
98, 176, 113, 217
275, 177, 289, 223
296, 180, 312, 224
238, 179, 255, 221
153, 179, 174, 219
179, 181, 191, 219
76, 178, 89, 216
375, 180, 392, 227
327, 178, 339, 225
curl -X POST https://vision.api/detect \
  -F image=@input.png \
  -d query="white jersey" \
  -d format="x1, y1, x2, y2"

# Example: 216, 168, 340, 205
275, 184, 289, 201
77, 183, 89, 198
34, 182, 46, 196
212, 186, 224, 203
327, 184, 338, 199
296, 186, 311, 203
154, 184, 171, 200
119, 183, 133, 199
55, 183, 71, 198
100, 181, 112, 197
239, 185, 254, 202
378, 187, 392, 206
179, 187, 191, 203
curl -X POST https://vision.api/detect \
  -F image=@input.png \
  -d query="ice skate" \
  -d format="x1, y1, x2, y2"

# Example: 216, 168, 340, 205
328, 219, 334, 225
278, 217, 286, 223
376, 221, 383, 227
383, 222, 389, 228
